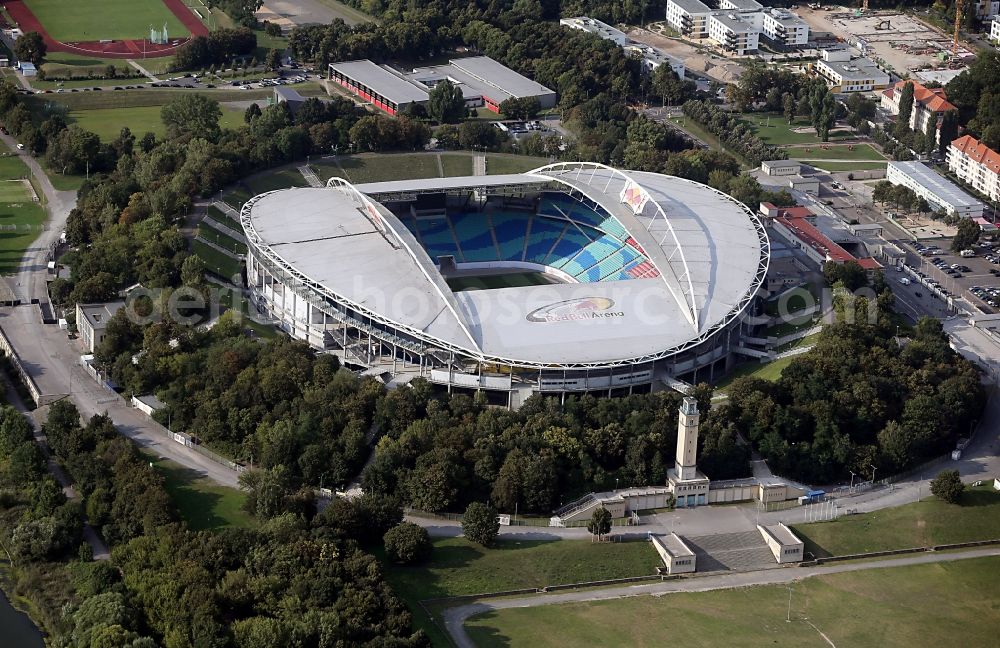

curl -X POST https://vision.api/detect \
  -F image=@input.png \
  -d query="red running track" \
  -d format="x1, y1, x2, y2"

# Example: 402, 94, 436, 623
3, 0, 209, 59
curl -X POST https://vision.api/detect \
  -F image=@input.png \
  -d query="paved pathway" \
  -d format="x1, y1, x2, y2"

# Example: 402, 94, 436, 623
127, 60, 160, 82
473, 154, 486, 176
443, 546, 1000, 648
200, 218, 247, 244
297, 164, 322, 187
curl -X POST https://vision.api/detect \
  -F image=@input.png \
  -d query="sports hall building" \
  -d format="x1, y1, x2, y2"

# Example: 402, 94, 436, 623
241, 163, 769, 407
328, 56, 557, 116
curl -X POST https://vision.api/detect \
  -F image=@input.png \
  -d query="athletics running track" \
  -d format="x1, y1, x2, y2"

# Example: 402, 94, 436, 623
3, 0, 209, 59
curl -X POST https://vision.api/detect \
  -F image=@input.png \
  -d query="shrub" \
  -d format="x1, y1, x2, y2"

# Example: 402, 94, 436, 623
930, 469, 964, 504
383, 522, 432, 564
461, 502, 499, 547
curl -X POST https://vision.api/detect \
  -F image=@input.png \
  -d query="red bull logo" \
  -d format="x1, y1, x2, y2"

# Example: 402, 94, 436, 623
526, 297, 624, 323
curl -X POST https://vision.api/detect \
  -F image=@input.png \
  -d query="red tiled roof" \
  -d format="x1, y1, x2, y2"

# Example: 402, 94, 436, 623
951, 134, 1000, 175
890, 80, 955, 114
777, 211, 881, 269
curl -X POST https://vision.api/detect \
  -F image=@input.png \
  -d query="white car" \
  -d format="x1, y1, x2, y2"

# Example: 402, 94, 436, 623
15, 143, 24, 150
900, 277, 911, 285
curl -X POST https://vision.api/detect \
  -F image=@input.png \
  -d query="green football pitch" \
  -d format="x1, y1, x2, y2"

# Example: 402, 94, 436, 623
447, 272, 555, 292
23, 0, 190, 42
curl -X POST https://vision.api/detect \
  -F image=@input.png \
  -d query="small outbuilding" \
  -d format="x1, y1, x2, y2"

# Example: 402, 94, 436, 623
651, 532, 697, 574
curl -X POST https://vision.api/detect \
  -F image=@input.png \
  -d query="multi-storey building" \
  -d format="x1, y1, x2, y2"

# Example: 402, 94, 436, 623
666, 0, 713, 38
948, 135, 1000, 202
880, 80, 956, 133
561, 16, 686, 79
814, 49, 890, 93
760, 9, 810, 46
708, 13, 760, 55
886, 161, 984, 218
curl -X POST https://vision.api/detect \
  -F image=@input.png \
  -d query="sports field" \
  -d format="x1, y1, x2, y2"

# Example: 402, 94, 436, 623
0, 152, 46, 275
464, 556, 1000, 648
22, 0, 190, 42
67, 105, 245, 141
447, 272, 555, 292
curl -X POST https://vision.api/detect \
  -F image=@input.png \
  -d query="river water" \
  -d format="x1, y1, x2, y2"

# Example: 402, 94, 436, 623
0, 584, 44, 648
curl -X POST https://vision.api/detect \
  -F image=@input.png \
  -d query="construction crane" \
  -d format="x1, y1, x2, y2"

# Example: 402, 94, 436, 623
953, 0, 964, 57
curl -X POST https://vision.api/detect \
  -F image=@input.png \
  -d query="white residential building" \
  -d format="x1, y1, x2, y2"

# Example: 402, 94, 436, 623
991, 16, 1000, 43
761, 9, 810, 46
973, 0, 1000, 19
666, 0, 713, 38
561, 16, 685, 79
815, 48, 889, 93
708, 13, 759, 55
886, 161, 984, 218
948, 134, 1000, 202
719, 0, 763, 10
76, 302, 125, 353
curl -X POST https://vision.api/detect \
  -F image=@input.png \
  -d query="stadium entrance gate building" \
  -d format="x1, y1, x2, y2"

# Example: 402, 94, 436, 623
241, 163, 769, 407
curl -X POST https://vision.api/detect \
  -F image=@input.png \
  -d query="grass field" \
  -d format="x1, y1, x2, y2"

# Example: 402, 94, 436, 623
66, 105, 245, 141
312, 0, 375, 25
0, 151, 46, 276
792, 484, 1000, 558
314, 154, 441, 184
465, 556, 1000, 648
802, 161, 889, 173
23, 0, 190, 42
713, 355, 797, 391
197, 225, 246, 255
25, 88, 273, 112
787, 143, 886, 162
384, 537, 659, 645
446, 272, 555, 292
440, 153, 473, 177
485, 153, 549, 175
205, 205, 241, 232
148, 455, 254, 531
244, 168, 308, 195
192, 238, 242, 281
743, 113, 851, 146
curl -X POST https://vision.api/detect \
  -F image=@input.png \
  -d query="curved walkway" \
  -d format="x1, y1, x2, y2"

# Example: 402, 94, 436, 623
443, 546, 1000, 648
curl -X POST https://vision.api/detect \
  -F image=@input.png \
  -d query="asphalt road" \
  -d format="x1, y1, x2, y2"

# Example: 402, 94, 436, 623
443, 546, 1000, 648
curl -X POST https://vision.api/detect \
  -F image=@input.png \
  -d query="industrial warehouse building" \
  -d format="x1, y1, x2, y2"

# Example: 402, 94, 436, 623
328, 56, 556, 116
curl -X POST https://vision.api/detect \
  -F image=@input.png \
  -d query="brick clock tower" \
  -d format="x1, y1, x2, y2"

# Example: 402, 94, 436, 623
667, 396, 710, 507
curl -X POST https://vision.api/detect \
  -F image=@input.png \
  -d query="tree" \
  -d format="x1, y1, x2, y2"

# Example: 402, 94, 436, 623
461, 501, 499, 546
938, 110, 959, 156
896, 82, 915, 135
161, 94, 222, 141
587, 506, 612, 540
951, 218, 980, 252
930, 469, 963, 504
426, 80, 465, 124
499, 96, 542, 120
244, 102, 262, 124
13, 32, 46, 66
782, 92, 796, 124
651, 66, 694, 107
383, 522, 432, 564
265, 48, 282, 70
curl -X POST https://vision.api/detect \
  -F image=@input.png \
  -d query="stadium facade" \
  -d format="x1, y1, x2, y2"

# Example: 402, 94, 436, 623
241, 163, 769, 407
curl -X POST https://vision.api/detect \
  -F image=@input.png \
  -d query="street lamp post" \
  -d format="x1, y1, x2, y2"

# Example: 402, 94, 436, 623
849, 470, 856, 492
869, 464, 877, 484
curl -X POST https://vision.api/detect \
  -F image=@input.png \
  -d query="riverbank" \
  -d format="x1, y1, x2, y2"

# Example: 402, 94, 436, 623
0, 562, 46, 648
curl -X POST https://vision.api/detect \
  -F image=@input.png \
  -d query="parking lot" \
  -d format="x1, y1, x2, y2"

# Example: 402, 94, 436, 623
902, 240, 1000, 313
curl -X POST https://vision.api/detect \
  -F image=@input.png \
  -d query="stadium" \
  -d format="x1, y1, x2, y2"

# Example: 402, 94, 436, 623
241, 162, 769, 407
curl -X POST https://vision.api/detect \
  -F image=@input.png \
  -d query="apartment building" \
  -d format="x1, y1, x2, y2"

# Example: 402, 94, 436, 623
708, 13, 760, 55
880, 80, 956, 133
991, 16, 1000, 43
761, 8, 810, 46
948, 134, 1000, 202
815, 48, 889, 93
666, 0, 713, 38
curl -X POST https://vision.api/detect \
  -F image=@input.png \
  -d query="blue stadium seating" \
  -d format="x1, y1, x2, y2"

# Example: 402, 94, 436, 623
449, 213, 498, 262
556, 234, 621, 275
490, 212, 530, 261
545, 228, 598, 267
523, 218, 567, 264
415, 217, 460, 260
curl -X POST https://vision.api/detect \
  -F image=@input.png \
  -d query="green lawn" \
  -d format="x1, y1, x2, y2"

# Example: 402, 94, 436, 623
384, 537, 658, 645
66, 105, 245, 141
802, 161, 889, 173
45, 170, 85, 192
313, 154, 441, 184
714, 355, 797, 392
439, 153, 473, 177
465, 556, 1000, 648
764, 316, 818, 338
25, 88, 272, 112
773, 331, 821, 354
787, 143, 886, 161
0, 149, 46, 275
205, 205, 241, 232
311, 0, 375, 24
148, 455, 254, 531
192, 238, 242, 281
743, 112, 851, 145
197, 225, 246, 255
221, 185, 253, 210
485, 153, 549, 175
42, 51, 177, 76
792, 484, 1000, 558
668, 116, 737, 160
23, 0, 190, 41
244, 168, 309, 195
447, 272, 554, 292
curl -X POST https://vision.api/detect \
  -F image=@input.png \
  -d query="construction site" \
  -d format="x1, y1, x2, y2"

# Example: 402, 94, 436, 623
798, 8, 975, 77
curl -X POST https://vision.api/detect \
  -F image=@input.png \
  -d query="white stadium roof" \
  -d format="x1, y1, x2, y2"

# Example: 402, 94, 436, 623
243, 164, 768, 368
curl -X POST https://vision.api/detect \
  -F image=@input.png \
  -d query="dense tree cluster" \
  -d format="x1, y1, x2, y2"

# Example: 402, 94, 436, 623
560, 0, 666, 25
360, 383, 747, 515
2, 401, 426, 647
719, 316, 985, 484
871, 180, 931, 215
946, 51, 1000, 148
94, 314, 384, 489
681, 100, 787, 166
173, 27, 258, 71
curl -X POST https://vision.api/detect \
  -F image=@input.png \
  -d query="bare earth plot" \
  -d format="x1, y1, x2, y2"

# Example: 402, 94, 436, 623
258, 0, 372, 27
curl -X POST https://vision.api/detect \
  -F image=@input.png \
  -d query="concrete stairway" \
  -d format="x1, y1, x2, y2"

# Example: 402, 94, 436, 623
682, 530, 777, 572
